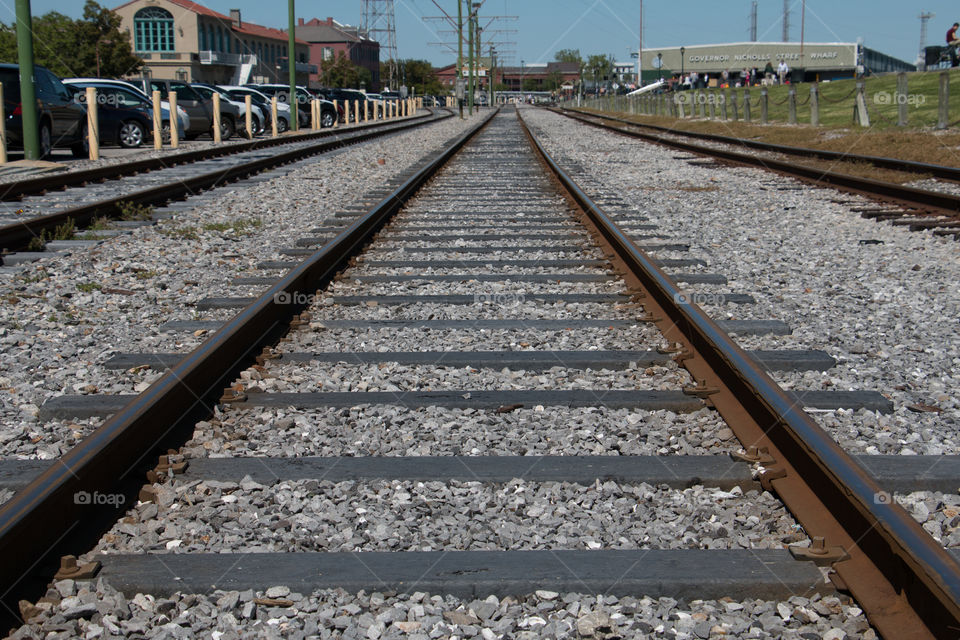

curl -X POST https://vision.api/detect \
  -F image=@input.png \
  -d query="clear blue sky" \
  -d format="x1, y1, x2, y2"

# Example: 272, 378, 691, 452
1, 0, 953, 67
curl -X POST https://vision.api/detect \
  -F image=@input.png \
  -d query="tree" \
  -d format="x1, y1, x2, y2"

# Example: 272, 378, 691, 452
586, 53, 615, 92
399, 59, 443, 96
554, 49, 582, 64
0, 1, 141, 77
321, 51, 371, 88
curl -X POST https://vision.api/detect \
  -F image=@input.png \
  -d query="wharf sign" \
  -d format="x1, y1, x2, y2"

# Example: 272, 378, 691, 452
645, 44, 857, 72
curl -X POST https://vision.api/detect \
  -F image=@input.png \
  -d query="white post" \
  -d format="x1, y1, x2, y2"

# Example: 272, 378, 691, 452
271, 96, 278, 137
168, 91, 179, 148
212, 92, 222, 143
152, 90, 163, 150
85, 86, 99, 160
244, 94, 253, 139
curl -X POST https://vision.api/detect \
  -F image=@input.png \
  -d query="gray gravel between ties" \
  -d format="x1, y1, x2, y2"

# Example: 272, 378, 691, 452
0, 112, 483, 459
520, 107, 960, 457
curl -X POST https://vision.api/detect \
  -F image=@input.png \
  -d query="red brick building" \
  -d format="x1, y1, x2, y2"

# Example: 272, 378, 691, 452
295, 17, 380, 90
435, 60, 580, 93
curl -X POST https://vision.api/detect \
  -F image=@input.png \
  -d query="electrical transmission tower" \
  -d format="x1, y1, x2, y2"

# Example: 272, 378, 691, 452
363, 0, 399, 90
749, 1, 758, 42
919, 11, 934, 67
782, 0, 790, 41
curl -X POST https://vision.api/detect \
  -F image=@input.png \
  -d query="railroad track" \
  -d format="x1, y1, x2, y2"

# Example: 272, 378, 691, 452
1, 107, 959, 638
553, 107, 960, 238
0, 108, 446, 258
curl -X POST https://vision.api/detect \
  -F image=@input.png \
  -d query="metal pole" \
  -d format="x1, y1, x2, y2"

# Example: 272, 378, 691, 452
637, 0, 642, 87
489, 46, 495, 106
457, 0, 463, 119
15, 0, 39, 159
467, 6, 474, 114
288, 0, 298, 131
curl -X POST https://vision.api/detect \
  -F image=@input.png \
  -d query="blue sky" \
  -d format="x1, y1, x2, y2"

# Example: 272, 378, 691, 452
1, 0, 953, 67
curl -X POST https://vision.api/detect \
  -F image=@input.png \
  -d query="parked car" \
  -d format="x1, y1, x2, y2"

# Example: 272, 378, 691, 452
63, 78, 190, 132
127, 79, 238, 140
63, 81, 186, 148
317, 88, 372, 120
251, 84, 338, 128
218, 85, 291, 133
1, 63, 87, 158
191, 83, 263, 136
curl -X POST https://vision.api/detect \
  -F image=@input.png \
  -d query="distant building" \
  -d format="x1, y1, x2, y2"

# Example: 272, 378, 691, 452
637, 42, 914, 85
295, 17, 380, 90
435, 60, 580, 94
113, 0, 314, 84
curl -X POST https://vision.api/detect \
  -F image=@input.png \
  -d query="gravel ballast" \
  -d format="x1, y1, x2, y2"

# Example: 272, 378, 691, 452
520, 107, 960, 456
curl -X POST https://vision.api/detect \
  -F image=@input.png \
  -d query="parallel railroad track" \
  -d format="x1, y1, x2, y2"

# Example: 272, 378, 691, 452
0, 108, 447, 258
1, 107, 959, 638
553, 107, 960, 238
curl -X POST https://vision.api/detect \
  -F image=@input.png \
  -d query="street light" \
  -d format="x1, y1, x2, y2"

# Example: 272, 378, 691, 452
657, 52, 662, 82
680, 46, 685, 85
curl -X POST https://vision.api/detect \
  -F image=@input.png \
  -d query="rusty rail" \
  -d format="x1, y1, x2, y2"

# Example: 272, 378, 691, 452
519, 107, 960, 639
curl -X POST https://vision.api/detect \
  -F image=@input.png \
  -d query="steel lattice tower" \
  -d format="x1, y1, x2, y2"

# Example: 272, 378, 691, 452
363, 0, 399, 90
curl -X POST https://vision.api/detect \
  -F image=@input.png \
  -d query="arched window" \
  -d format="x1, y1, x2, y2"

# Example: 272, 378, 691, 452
199, 23, 206, 50
226, 32, 232, 54
217, 26, 224, 52
208, 25, 215, 51
134, 7, 174, 52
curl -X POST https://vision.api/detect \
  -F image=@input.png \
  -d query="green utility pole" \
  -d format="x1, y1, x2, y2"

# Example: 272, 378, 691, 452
489, 46, 495, 106
288, 0, 298, 130
16, 0, 39, 159
467, 5, 474, 114
476, 23, 482, 108
456, 0, 463, 118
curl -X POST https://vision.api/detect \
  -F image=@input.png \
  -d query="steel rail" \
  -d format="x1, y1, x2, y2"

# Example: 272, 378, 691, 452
0, 110, 453, 257
518, 107, 960, 639
552, 107, 960, 218
0, 109, 437, 202
0, 108, 499, 622
559, 106, 960, 183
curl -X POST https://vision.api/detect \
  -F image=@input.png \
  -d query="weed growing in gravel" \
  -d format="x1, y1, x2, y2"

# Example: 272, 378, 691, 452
89, 217, 111, 230
25, 219, 75, 250
19, 269, 48, 284
159, 225, 200, 241
76, 282, 102, 292
201, 217, 263, 235
118, 201, 154, 221
134, 270, 158, 280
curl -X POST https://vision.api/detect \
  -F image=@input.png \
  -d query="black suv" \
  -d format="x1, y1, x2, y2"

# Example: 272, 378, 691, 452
0, 64, 87, 158
316, 88, 372, 120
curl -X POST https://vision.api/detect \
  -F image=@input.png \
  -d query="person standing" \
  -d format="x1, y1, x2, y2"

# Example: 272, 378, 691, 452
777, 59, 789, 85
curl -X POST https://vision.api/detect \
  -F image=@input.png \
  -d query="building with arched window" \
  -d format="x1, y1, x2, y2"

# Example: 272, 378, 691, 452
114, 0, 314, 84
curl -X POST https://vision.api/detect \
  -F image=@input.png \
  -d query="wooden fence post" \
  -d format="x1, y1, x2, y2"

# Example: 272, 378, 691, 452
85, 87, 99, 160
760, 87, 768, 124
721, 89, 729, 120
168, 91, 179, 148
152, 90, 163, 150
938, 71, 949, 130
744, 88, 752, 123
730, 90, 739, 120
212, 93, 222, 143
854, 81, 869, 127
789, 86, 798, 125
270, 97, 278, 136
810, 83, 819, 127
244, 94, 253, 138
896, 72, 908, 127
